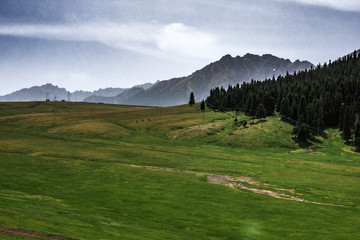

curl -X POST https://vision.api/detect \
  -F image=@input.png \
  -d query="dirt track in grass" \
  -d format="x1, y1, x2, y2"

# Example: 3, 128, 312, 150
135, 165, 344, 207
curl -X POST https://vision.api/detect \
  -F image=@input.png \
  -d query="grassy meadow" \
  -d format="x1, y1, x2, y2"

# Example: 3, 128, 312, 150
0, 101, 359, 239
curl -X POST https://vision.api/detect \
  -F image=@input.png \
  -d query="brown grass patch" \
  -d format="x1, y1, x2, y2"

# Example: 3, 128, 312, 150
48, 120, 128, 138
168, 122, 225, 140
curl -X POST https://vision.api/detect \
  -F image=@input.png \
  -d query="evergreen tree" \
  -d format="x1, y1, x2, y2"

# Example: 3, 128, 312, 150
200, 100, 206, 111
280, 97, 290, 118
189, 92, 195, 105
354, 115, 360, 152
243, 94, 252, 113
205, 50, 360, 144
312, 112, 320, 134
339, 104, 345, 131
318, 106, 325, 130
343, 105, 351, 141
290, 102, 298, 122
249, 94, 259, 116
297, 95, 307, 124
225, 94, 232, 108
306, 103, 314, 126
297, 123, 311, 143
256, 104, 266, 120
263, 93, 275, 115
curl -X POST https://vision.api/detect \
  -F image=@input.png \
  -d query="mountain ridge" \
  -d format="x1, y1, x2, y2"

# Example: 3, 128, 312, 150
0, 53, 313, 105
122, 53, 312, 106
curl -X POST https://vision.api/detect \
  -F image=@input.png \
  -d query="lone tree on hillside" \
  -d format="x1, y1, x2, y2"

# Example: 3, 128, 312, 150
200, 100, 206, 121
189, 92, 195, 105
200, 100, 206, 111
256, 104, 266, 120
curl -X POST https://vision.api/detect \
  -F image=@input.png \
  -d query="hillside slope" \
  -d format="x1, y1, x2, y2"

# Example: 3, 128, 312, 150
0, 102, 359, 239
206, 49, 360, 144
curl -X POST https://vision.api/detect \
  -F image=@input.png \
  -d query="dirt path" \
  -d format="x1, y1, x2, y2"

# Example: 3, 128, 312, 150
0, 227, 76, 240
135, 165, 344, 207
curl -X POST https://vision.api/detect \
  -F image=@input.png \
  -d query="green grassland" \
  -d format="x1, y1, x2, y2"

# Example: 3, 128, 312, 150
0, 101, 359, 239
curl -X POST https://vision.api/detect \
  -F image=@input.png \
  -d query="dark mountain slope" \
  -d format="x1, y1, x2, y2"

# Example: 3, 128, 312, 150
125, 77, 187, 106
125, 53, 312, 106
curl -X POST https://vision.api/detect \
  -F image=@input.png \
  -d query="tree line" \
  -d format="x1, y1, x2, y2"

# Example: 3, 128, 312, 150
206, 51, 360, 149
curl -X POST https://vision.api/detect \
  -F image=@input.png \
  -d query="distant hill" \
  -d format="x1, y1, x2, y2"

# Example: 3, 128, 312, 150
72, 88, 127, 102
82, 82, 154, 103
0, 82, 154, 102
0, 84, 70, 102
84, 87, 145, 104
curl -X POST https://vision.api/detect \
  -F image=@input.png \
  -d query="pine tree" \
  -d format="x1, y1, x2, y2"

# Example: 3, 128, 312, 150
318, 106, 325, 130
256, 104, 266, 120
306, 103, 314, 126
263, 93, 275, 115
249, 94, 259, 116
297, 123, 311, 143
189, 92, 195, 105
339, 104, 345, 131
354, 115, 360, 152
200, 100, 206, 111
297, 95, 307, 124
290, 102, 298, 122
280, 97, 290, 118
343, 105, 351, 141
225, 94, 232, 108
204, 50, 360, 144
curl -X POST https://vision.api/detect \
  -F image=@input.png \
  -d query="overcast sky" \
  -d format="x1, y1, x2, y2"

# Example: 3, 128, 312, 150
0, 0, 359, 95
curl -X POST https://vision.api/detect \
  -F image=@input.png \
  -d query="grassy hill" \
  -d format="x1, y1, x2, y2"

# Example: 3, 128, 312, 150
0, 101, 359, 239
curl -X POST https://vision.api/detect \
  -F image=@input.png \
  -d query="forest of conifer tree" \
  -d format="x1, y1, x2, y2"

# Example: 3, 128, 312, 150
206, 50, 360, 148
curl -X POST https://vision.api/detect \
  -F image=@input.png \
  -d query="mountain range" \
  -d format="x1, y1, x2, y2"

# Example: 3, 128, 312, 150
0, 53, 313, 106
86, 53, 312, 106
0, 82, 154, 102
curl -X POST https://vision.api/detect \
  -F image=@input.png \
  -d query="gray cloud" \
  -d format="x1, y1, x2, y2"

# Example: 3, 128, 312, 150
0, 22, 227, 61
275, 0, 360, 11
0, 0, 359, 95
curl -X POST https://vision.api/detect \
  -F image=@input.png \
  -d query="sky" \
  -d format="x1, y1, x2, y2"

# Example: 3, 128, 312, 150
0, 0, 359, 95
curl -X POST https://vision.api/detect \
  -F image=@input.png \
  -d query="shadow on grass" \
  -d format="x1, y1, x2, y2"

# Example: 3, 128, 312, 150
292, 137, 312, 148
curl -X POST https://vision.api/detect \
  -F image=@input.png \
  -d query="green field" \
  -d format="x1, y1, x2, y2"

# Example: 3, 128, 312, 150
0, 101, 359, 239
